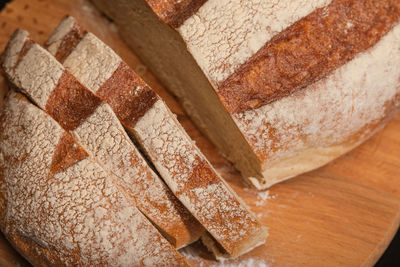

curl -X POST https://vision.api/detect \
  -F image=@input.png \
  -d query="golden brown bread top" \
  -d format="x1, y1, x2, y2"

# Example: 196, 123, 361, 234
145, 0, 207, 28
46, 71, 102, 131
218, 0, 400, 113
232, 21, 400, 188
96, 62, 158, 127
53, 22, 86, 63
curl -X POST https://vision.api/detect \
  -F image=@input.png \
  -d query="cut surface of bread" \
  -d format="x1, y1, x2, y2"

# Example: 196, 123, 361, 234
0, 29, 203, 249
0, 91, 188, 267
93, 0, 400, 189
44, 16, 268, 258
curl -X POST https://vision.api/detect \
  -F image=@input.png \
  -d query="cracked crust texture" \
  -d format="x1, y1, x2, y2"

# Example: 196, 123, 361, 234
144, 0, 400, 114
232, 22, 400, 188
144, 0, 207, 28
45, 17, 268, 258
0, 91, 188, 266
217, 0, 400, 113
1, 29, 202, 249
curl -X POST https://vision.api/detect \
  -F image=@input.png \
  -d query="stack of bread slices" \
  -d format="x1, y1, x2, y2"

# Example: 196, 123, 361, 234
0, 17, 267, 266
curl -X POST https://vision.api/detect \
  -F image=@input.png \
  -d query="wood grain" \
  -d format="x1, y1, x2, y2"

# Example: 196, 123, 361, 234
0, 0, 399, 266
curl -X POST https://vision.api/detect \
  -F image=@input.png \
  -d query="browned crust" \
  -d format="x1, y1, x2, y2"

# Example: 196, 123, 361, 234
13, 39, 33, 71
96, 62, 158, 127
50, 133, 89, 175
259, 87, 400, 169
144, 0, 207, 28
255, 90, 400, 190
48, 21, 159, 128
44, 17, 84, 63
45, 71, 102, 131
45, 22, 205, 249
218, 0, 400, 114
0, 30, 33, 73
51, 20, 86, 63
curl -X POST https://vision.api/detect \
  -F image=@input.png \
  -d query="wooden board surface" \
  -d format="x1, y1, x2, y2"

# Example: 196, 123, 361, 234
0, 0, 400, 266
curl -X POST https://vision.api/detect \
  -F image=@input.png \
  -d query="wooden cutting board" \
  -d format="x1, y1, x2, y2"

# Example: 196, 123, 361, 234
0, 0, 400, 266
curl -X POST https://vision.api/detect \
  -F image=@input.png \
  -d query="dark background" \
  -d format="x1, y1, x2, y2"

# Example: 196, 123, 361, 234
0, 0, 399, 265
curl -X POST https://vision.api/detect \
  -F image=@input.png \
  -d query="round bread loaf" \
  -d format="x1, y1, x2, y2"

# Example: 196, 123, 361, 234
92, 0, 400, 189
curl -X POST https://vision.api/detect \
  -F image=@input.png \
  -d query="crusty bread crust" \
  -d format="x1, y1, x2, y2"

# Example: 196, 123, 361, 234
218, 0, 400, 113
1, 29, 202, 249
93, 0, 400, 189
144, 0, 207, 28
96, 62, 159, 127
45, 16, 268, 258
0, 91, 188, 266
233, 22, 400, 188
46, 71, 103, 131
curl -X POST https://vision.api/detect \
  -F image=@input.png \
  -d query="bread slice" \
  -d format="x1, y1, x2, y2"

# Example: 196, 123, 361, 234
92, 0, 400, 189
1, 29, 203, 249
44, 16, 268, 258
0, 91, 188, 266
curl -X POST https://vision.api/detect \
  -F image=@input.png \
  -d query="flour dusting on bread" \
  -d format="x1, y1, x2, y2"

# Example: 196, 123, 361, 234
233, 23, 400, 163
179, 0, 332, 83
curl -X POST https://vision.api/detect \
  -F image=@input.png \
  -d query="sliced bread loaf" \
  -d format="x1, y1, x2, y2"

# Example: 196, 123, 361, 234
0, 91, 188, 266
1, 29, 203, 249
44, 17, 268, 258
92, 0, 400, 189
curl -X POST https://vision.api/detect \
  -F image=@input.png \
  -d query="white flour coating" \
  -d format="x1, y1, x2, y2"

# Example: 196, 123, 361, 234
46, 16, 75, 56
0, 92, 64, 191
51, 21, 200, 193
73, 103, 186, 228
134, 100, 199, 192
48, 20, 266, 254
50, 22, 268, 255
233, 23, 400, 164
179, 182, 262, 246
49, 19, 200, 193
2, 32, 194, 247
1, 30, 28, 75
135, 99, 266, 251
13, 43, 63, 108
179, 0, 332, 83
255, 190, 270, 207
0, 93, 180, 266
62, 32, 121, 92
46, 22, 201, 247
